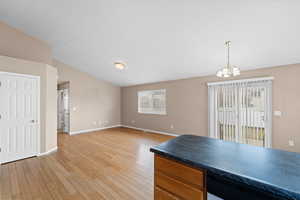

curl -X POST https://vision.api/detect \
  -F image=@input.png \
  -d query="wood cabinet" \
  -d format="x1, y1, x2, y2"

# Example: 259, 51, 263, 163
155, 186, 180, 200
154, 155, 207, 200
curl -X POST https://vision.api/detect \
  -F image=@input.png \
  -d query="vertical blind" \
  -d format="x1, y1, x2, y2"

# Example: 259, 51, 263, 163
208, 77, 273, 147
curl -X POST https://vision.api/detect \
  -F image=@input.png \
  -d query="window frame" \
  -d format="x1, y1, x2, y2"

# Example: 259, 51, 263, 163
137, 89, 167, 115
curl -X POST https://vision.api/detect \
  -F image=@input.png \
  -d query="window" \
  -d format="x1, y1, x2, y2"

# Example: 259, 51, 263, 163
138, 89, 166, 115
208, 77, 273, 147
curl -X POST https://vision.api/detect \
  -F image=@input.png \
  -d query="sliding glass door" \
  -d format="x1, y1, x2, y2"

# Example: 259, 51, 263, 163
208, 78, 272, 147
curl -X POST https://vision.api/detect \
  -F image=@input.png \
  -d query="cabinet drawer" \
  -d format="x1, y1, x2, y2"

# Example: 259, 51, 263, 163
155, 187, 180, 200
155, 155, 205, 188
155, 172, 204, 200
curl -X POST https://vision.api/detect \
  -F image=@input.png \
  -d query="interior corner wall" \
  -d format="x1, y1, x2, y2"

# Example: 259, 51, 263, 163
45, 65, 58, 151
0, 21, 52, 65
53, 60, 121, 133
0, 55, 57, 153
0, 21, 56, 153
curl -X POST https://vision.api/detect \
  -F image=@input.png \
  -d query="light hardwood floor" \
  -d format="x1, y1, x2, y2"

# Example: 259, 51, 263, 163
0, 127, 173, 200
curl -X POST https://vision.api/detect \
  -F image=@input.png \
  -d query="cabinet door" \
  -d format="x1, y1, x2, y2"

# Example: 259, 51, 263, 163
155, 155, 205, 188
155, 187, 180, 200
155, 172, 204, 200
154, 155, 207, 200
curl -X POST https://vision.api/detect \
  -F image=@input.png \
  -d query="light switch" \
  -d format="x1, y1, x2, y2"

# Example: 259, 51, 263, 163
274, 111, 282, 117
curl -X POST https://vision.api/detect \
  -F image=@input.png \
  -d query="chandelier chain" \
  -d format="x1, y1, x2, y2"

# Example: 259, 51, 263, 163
226, 41, 230, 68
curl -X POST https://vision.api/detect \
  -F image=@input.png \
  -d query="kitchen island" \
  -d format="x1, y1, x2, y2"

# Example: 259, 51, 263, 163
150, 135, 300, 200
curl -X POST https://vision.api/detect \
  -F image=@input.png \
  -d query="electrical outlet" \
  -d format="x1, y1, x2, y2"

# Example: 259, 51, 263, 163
288, 140, 295, 147
93, 121, 97, 126
170, 124, 174, 129
72, 107, 77, 111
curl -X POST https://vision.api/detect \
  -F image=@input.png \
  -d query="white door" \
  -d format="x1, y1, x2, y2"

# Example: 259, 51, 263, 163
0, 72, 40, 164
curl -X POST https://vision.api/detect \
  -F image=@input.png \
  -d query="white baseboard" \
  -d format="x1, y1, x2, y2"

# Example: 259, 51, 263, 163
69, 125, 122, 135
121, 125, 179, 137
38, 146, 58, 156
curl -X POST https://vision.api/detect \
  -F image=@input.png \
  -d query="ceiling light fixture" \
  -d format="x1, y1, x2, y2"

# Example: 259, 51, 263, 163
216, 41, 240, 78
114, 62, 127, 70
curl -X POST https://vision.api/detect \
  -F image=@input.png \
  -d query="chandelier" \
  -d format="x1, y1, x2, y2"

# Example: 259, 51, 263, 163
216, 41, 240, 78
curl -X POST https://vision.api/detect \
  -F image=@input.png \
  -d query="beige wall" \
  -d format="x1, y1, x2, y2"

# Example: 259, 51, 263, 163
0, 21, 56, 153
122, 64, 300, 153
0, 21, 52, 65
1, 19, 299, 153
45, 65, 58, 151
54, 60, 121, 133
0, 55, 57, 153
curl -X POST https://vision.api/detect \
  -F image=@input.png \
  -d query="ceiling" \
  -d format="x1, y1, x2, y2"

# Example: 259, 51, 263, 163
0, 0, 299, 86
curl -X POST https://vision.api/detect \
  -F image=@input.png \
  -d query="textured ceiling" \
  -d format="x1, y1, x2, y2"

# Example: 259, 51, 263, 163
0, 0, 299, 86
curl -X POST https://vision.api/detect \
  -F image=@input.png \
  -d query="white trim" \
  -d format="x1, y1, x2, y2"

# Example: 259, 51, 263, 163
0, 71, 40, 79
265, 81, 273, 148
36, 76, 41, 156
38, 146, 58, 156
207, 77, 274, 86
69, 125, 122, 135
121, 125, 179, 137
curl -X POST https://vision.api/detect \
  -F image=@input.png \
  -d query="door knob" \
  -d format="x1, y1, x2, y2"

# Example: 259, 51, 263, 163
30, 120, 35, 123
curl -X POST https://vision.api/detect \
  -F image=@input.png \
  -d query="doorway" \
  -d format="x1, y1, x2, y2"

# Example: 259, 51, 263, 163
208, 77, 273, 148
57, 82, 70, 134
0, 72, 40, 164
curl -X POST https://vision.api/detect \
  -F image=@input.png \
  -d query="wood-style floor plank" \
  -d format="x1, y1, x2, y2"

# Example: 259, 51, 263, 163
0, 128, 173, 200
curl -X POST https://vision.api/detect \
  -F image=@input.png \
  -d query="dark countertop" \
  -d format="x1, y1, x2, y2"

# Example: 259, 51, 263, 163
150, 135, 300, 200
